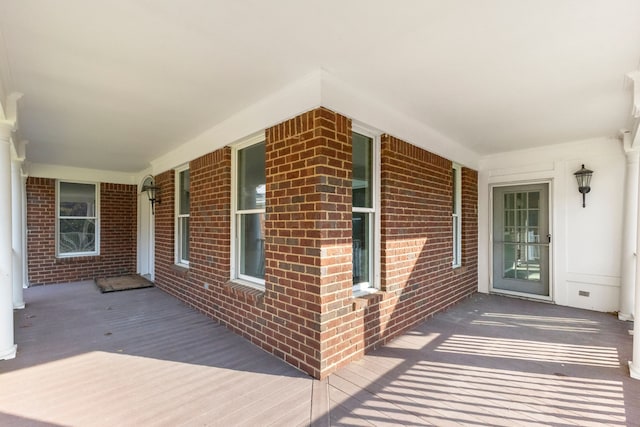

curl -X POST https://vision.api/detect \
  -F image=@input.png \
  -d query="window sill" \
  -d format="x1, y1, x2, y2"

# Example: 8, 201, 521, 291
224, 280, 265, 305
170, 264, 189, 278
56, 252, 100, 258
55, 255, 99, 264
352, 290, 384, 311
353, 287, 378, 298
452, 265, 468, 274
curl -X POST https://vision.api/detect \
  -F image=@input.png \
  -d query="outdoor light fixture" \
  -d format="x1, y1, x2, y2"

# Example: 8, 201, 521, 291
142, 178, 161, 214
573, 164, 593, 208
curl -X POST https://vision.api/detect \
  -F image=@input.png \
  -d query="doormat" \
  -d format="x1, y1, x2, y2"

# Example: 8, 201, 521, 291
95, 275, 154, 293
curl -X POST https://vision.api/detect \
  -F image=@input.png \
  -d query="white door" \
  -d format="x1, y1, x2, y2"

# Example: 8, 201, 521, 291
137, 177, 154, 281
492, 183, 550, 298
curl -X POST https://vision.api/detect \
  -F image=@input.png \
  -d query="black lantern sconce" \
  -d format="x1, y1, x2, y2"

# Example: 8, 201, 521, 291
573, 164, 593, 208
141, 178, 161, 214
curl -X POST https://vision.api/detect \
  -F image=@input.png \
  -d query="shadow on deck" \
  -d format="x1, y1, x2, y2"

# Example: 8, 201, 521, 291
1, 282, 638, 426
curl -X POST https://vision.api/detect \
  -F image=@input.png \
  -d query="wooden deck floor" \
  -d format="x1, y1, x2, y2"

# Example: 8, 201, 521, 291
1, 281, 639, 426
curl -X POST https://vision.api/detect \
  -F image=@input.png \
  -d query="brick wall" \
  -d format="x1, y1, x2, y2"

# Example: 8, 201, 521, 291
154, 109, 355, 378
26, 178, 137, 285
154, 150, 241, 331
353, 135, 478, 352
266, 108, 354, 377
152, 107, 478, 380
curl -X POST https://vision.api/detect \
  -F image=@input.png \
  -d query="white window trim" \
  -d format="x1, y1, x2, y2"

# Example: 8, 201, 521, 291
230, 132, 266, 290
452, 163, 462, 268
55, 180, 100, 258
175, 164, 190, 267
352, 125, 380, 296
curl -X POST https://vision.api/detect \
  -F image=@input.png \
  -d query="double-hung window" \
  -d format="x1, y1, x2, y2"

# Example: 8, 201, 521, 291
233, 138, 266, 288
56, 181, 99, 257
452, 164, 462, 267
176, 166, 190, 266
352, 131, 376, 293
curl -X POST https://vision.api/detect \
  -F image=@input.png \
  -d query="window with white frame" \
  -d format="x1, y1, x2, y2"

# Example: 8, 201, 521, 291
176, 167, 190, 266
452, 164, 462, 267
56, 181, 99, 257
233, 139, 266, 287
352, 131, 376, 293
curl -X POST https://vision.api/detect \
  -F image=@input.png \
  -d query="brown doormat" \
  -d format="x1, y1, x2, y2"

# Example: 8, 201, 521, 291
95, 275, 154, 293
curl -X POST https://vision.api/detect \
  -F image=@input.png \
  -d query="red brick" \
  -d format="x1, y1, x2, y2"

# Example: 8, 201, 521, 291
26, 178, 137, 284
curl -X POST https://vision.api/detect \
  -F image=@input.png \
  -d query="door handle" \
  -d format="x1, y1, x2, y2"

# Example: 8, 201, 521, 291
547, 234, 551, 243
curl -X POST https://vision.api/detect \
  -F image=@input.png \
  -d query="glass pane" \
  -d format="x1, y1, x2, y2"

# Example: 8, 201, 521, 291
527, 245, 543, 282
452, 168, 457, 214
239, 213, 265, 279
352, 212, 371, 285
59, 219, 95, 253
504, 193, 514, 209
515, 193, 525, 209
503, 227, 516, 242
353, 132, 373, 208
59, 182, 96, 217
503, 243, 516, 279
179, 170, 190, 215
238, 142, 266, 211
180, 217, 189, 263
516, 244, 541, 281
453, 215, 460, 264
520, 210, 527, 227
528, 210, 539, 227
527, 227, 540, 243
528, 191, 539, 209
526, 243, 541, 265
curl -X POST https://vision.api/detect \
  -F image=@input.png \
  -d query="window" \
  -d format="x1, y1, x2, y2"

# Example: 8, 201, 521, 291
452, 164, 462, 267
353, 131, 376, 293
233, 138, 266, 287
176, 167, 190, 266
56, 181, 99, 257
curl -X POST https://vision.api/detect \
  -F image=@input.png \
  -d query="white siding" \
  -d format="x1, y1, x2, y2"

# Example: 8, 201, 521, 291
478, 137, 625, 312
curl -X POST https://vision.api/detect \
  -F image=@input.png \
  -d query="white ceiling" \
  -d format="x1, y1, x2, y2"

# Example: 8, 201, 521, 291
0, 0, 638, 172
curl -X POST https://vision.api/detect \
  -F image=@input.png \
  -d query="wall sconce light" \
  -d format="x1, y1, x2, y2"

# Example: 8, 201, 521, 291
141, 178, 161, 214
573, 164, 593, 208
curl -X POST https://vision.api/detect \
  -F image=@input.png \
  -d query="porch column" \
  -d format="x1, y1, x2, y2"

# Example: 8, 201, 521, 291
11, 146, 25, 309
619, 144, 639, 321
631, 147, 640, 379
633, 205, 640, 379
0, 121, 16, 360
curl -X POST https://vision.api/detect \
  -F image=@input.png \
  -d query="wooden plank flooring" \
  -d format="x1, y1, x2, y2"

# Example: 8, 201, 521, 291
2, 282, 639, 426
329, 294, 640, 426
1, 281, 313, 426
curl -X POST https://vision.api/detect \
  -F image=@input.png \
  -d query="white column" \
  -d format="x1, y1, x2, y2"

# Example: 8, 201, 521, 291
11, 154, 25, 309
632, 193, 640, 378
631, 146, 640, 379
620, 147, 639, 321
0, 121, 16, 360
22, 170, 28, 289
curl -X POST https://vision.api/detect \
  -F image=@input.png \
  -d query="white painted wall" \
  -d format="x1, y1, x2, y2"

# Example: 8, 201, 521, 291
137, 185, 154, 281
149, 71, 480, 176
478, 137, 626, 312
27, 163, 138, 185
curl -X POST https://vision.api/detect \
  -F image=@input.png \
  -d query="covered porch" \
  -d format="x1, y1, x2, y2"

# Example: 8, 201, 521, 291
1, 282, 637, 426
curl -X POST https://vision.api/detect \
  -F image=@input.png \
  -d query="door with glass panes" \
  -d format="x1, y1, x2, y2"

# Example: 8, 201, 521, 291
492, 184, 550, 297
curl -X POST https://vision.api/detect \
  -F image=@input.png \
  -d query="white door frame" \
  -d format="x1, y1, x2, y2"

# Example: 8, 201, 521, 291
137, 176, 155, 281
489, 179, 554, 302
